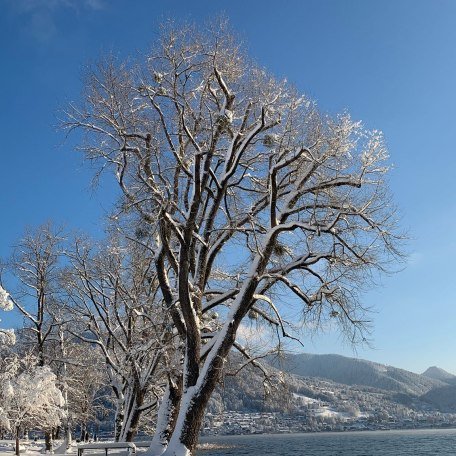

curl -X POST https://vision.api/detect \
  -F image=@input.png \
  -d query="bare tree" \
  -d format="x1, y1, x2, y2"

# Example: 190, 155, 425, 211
43, 324, 107, 451
62, 234, 177, 441
60, 339, 107, 443
64, 21, 403, 456
1, 224, 66, 451
2, 224, 65, 367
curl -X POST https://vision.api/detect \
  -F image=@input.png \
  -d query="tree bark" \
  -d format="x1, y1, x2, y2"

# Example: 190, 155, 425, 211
119, 384, 140, 442
146, 380, 182, 456
15, 427, 20, 456
79, 425, 86, 442
125, 408, 141, 442
66, 428, 73, 447
114, 406, 124, 442
159, 336, 233, 455
45, 431, 52, 452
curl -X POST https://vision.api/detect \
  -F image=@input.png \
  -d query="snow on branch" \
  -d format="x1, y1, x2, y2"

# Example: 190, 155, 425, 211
0, 285, 13, 311
0, 285, 15, 346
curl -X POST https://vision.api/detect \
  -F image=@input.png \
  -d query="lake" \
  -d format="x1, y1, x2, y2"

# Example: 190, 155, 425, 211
199, 429, 456, 455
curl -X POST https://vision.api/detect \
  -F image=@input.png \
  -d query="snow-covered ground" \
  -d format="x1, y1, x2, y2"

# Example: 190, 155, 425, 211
292, 392, 320, 405
292, 393, 369, 420
0, 440, 221, 456
0, 441, 143, 456
0, 440, 60, 456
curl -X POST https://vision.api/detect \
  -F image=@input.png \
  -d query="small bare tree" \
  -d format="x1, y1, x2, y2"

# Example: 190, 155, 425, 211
1, 224, 66, 452
62, 234, 177, 441
43, 324, 108, 450
60, 339, 107, 443
2, 224, 65, 368
65, 21, 402, 455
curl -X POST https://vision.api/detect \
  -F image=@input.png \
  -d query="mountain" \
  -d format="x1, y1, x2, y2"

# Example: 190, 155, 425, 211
266, 353, 443, 395
422, 366, 456, 383
421, 384, 456, 412
209, 358, 293, 415
204, 352, 456, 434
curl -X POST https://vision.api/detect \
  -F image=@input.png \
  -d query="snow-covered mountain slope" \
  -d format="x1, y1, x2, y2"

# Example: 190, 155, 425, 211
422, 366, 456, 383
266, 353, 444, 396
207, 353, 456, 419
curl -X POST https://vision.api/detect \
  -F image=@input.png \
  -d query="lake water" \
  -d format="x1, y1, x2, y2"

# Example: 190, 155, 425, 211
199, 429, 456, 455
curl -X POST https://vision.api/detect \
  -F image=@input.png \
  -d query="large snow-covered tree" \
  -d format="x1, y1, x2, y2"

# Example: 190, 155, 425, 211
65, 22, 402, 455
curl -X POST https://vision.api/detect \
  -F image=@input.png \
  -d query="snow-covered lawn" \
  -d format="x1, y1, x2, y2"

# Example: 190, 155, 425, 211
292, 392, 320, 405
0, 440, 61, 456
313, 407, 344, 419
0, 440, 224, 456
0, 441, 145, 456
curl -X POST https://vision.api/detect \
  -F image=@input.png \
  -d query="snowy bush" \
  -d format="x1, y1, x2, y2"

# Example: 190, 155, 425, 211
0, 363, 65, 438
0, 328, 16, 346
0, 285, 13, 311
0, 285, 15, 346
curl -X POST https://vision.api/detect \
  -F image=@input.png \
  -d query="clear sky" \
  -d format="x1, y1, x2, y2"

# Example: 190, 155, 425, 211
1, 0, 455, 375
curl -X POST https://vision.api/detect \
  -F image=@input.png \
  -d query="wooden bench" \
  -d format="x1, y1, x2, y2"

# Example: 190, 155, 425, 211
77, 442, 137, 456
132, 442, 151, 449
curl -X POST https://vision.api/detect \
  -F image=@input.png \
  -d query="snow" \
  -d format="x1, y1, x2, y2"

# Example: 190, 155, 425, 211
0, 440, 45, 455
78, 442, 136, 449
145, 387, 172, 455
0, 329, 15, 346
0, 365, 65, 433
0, 286, 14, 346
0, 440, 218, 456
0, 440, 143, 456
0, 286, 13, 311
292, 393, 320, 404
162, 441, 190, 456
291, 393, 363, 420
314, 407, 344, 419
0, 440, 63, 456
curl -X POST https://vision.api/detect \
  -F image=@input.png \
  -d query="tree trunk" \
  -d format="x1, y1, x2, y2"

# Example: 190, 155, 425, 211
15, 427, 20, 456
118, 382, 155, 442
45, 431, 52, 453
162, 389, 210, 455
114, 402, 124, 442
147, 374, 216, 456
118, 385, 138, 442
54, 427, 72, 454
160, 327, 236, 455
145, 381, 182, 456
79, 425, 85, 442
114, 413, 124, 442
125, 408, 141, 443
66, 427, 73, 447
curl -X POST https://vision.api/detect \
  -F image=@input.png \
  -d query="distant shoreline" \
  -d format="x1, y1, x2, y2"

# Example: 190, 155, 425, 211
201, 425, 456, 440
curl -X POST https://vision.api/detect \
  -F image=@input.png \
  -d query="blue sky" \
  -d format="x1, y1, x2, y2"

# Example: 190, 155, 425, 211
1, 0, 456, 374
